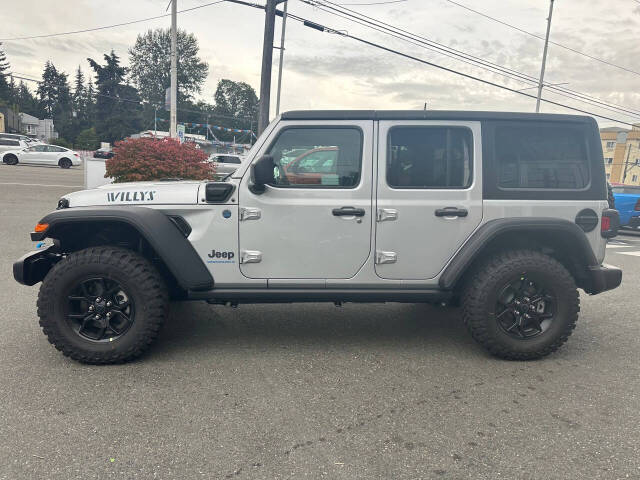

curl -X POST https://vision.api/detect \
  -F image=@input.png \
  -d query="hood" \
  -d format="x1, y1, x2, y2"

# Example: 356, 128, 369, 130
62, 180, 203, 208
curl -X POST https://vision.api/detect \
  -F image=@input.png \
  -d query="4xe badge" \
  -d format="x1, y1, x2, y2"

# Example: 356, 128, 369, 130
207, 249, 235, 264
107, 191, 156, 202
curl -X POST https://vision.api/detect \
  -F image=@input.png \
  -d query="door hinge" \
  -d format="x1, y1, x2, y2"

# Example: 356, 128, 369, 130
240, 250, 262, 264
240, 207, 261, 221
376, 208, 398, 222
375, 250, 398, 264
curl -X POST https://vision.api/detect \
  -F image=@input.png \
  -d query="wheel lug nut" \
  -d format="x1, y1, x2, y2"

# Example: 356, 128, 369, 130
89, 305, 94, 311
96, 297, 101, 303
95, 314, 101, 320
106, 301, 112, 307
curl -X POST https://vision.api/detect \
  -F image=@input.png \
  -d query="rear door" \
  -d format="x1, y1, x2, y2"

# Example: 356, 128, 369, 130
375, 121, 483, 279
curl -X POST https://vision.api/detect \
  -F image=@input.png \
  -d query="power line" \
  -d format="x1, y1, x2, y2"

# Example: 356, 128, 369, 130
278, 9, 637, 125
444, 0, 640, 77
0, 0, 226, 41
305, 0, 640, 120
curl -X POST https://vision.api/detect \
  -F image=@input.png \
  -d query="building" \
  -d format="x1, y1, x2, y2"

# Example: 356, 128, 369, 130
600, 124, 640, 185
0, 106, 21, 133
18, 113, 57, 141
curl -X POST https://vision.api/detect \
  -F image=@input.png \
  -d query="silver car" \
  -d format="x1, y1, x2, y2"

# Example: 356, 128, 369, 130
208, 154, 243, 177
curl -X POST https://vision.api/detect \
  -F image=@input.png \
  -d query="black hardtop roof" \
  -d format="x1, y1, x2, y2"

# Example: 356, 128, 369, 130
280, 110, 594, 123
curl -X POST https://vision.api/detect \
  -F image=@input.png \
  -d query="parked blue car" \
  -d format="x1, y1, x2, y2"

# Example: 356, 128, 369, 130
612, 185, 640, 228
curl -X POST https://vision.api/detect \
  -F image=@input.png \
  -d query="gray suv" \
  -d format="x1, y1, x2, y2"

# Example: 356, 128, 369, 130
14, 110, 621, 364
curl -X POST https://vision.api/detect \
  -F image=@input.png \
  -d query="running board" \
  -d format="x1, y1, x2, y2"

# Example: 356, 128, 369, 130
188, 288, 451, 304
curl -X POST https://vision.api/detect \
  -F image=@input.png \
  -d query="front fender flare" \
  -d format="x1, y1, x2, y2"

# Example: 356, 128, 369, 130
31, 206, 213, 291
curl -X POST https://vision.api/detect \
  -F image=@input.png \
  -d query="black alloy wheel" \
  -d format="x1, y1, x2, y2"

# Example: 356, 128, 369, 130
494, 274, 556, 339
59, 158, 72, 169
66, 277, 135, 342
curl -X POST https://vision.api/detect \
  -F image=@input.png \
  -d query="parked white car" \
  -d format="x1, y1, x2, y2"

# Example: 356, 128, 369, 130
207, 153, 243, 176
0, 138, 30, 155
2, 144, 82, 169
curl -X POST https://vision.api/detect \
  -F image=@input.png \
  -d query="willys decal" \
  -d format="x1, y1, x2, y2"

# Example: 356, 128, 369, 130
107, 191, 156, 202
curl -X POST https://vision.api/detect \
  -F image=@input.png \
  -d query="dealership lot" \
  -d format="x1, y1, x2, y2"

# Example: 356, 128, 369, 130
1, 164, 639, 479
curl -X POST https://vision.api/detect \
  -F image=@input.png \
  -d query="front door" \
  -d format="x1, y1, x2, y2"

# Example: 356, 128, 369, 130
21, 145, 47, 164
375, 121, 483, 280
239, 121, 373, 279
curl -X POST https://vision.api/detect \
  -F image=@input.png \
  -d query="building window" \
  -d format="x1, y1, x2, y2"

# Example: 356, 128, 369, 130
606, 173, 611, 180
605, 157, 613, 164
633, 175, 638, 183
605, 141, 615, 149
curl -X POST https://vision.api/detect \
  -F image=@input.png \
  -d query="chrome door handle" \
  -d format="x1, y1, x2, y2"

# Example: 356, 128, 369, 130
435, 207, 468, 218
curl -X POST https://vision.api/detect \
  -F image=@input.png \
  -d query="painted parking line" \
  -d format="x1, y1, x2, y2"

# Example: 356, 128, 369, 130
616, 251, 640, 257
0, 182, 83, 188
606, 244, 631, 248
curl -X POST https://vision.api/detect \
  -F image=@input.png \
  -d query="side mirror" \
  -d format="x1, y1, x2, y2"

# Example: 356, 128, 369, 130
250, 155, 275, 194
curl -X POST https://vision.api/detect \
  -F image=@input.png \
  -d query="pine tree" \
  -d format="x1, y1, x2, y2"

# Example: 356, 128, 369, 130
73, 66, 85, 115
0, 43, 12, 103
37, 61, 74, 141
88, 51, 142, 143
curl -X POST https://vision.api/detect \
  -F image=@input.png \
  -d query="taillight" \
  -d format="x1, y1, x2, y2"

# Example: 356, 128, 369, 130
635, 199, 640, 211
601, 209, 619, 238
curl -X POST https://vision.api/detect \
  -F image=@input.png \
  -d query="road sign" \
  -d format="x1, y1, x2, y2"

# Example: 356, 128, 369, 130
177, 124, 185, 143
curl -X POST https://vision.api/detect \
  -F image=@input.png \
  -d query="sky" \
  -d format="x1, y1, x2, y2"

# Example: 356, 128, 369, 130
3, 0, 640, 128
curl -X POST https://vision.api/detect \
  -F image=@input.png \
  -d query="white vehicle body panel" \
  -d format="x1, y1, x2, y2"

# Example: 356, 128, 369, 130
238, 119, 374, 280
375, 120, 483, 280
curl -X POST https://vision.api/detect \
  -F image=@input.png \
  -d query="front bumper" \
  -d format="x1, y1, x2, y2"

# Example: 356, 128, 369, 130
13, 246, 59, 286
585, 264, 622, 295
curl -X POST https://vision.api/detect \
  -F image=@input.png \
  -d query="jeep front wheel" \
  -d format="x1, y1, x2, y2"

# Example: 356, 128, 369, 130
462, 250, 579, 360
37, 247, 168, 364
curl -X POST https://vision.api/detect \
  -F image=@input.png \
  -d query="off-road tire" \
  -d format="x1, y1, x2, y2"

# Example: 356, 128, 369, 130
462, 249, 579, 360
59, 158, 72, 169
3, 154, 18, 165
37, 247, 168, 364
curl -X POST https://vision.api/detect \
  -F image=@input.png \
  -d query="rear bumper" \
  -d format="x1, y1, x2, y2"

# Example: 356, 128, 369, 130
13, 246, 58, 286
584, 264, 622, 295
629, 216, 640, 228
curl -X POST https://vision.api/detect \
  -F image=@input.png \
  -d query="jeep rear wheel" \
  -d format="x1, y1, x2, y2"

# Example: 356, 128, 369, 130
462, 250, 579, 360
59, 158, 72, 169
37, 247, 168, 364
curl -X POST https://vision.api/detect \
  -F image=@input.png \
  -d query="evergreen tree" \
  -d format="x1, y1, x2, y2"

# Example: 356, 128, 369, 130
15, 81, 41, 117
37, 61, 74, 141
88, 51, 142, 143
0, 43, 12, 103
73, 66, 86, 116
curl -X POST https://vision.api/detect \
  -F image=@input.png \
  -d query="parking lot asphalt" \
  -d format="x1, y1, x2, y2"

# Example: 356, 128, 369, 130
1, 163, 639, 480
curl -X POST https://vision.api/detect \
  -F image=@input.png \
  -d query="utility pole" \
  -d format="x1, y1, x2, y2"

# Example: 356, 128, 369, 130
535, 0, 555, 113
275, 1, 288, 116
622, 142, 632, 184
258, 0, 286, 135
170, 0, 178, 137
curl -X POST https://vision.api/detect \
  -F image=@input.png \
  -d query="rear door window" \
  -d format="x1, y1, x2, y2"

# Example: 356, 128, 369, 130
387, 127, 473, 189
496, 125, 589, 189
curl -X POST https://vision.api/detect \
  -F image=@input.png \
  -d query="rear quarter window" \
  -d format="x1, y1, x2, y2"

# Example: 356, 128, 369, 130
0, 139, 19, 146
496, 125, 589, 190
482, 120, 604, 201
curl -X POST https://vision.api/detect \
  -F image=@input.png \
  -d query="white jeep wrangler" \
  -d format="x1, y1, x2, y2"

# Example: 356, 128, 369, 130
13, 111, 621, 364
